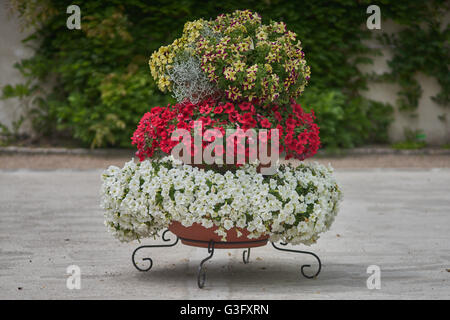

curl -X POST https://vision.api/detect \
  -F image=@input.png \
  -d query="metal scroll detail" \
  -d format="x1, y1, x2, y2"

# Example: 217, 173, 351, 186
271, 242, 322, 279
131, 230, 179, 272
131, 231, 322, 288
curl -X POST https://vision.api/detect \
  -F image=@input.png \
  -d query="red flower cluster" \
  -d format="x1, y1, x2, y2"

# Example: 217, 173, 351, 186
131, 99, 320, 163
272, 103, 320, 160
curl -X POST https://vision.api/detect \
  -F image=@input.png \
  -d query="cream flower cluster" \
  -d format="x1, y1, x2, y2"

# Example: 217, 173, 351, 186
101, 157, 342, 245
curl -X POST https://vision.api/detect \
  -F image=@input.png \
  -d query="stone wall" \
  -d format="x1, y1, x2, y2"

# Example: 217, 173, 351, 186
359, 18, 450, 145
0, 3, 34, 135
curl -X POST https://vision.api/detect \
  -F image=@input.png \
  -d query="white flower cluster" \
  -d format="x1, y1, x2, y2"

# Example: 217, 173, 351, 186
100, 157, 342, 245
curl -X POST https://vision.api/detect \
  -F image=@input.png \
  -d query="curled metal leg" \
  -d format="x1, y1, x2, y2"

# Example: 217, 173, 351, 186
242, 248, 251, 264
132, 230, 179, 272
197, 240, 215, 288
271, 242, 322, 279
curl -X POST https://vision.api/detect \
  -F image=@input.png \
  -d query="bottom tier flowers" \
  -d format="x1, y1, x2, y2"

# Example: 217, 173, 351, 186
100, 157, 342, 246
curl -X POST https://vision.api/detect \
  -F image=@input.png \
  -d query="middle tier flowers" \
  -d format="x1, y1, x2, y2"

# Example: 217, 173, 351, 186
132, 99, 320, 171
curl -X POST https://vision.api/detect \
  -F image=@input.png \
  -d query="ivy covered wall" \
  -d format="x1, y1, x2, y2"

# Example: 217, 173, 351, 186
360, 16, 450, 145
1, 0, 449, 148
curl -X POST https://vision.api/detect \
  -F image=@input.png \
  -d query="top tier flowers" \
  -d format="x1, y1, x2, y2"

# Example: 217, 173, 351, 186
149, 10, 310, 106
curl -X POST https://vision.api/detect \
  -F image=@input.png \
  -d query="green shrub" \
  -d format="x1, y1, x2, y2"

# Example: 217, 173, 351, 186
391, 128, 427, 150
298, 88, 393, 149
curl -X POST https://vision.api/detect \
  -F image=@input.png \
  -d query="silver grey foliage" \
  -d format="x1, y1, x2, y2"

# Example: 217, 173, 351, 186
166, 55, 218, 105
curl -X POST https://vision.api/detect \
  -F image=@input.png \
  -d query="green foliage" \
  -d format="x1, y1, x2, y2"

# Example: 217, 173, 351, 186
299, 88, 393, 149
376, 1, 450, 113
391, 128, 427, 150
1, 0, 448, 148
0, 117, 25, 146
392, 141, 427, 150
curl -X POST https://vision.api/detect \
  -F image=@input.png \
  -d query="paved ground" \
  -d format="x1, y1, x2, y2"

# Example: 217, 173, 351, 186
1, 153, 450, 169
0, 158, 449, 299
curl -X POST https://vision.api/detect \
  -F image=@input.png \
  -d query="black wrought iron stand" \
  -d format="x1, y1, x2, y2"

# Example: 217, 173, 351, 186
132, 229, 321, 288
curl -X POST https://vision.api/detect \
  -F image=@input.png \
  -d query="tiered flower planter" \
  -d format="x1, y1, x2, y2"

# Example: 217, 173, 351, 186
101, 9, 342, 289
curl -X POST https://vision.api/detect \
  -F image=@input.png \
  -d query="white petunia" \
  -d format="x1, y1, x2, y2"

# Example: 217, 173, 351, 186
100, 157, 342, 245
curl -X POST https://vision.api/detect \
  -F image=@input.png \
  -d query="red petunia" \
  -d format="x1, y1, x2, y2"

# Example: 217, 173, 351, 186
228, 110, 239, 123
198, 116, 212, 126
286, 116, 297, 129
260, 117, 272, 128
274, 111, 282, 122
223, 103, 235, 114
239, 102, 252, 111
131, 99, 320, 164
213, 105, 224, 114
199, 104, 212, 114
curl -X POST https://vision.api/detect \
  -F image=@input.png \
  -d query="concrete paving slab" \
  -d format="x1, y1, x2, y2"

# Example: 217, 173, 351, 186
0, 168, 449, 299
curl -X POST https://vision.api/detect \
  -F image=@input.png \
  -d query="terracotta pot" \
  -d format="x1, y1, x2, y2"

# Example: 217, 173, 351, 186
168, 221, 269, 249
